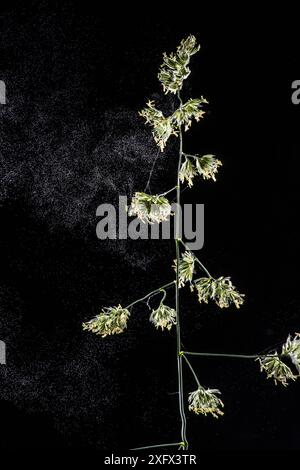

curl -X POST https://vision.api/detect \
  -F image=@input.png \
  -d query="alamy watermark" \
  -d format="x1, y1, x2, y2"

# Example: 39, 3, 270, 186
0, 341, 6, 364
96, 196, 204, 250
0, 81, 6, 104
291, 80, 300, 105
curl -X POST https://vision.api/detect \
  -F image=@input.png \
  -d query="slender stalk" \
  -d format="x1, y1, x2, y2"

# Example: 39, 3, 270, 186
183, 152, 200, 160
144, 149, 160, 193
130, 442, 182, 451
158, 186, 177, 197
182, 354, 201, 388
175, 90, 188, 449
126, 281, 175, 309
184, 351, 278, 359
158, 289, 167, 304
194, 259, 213, 278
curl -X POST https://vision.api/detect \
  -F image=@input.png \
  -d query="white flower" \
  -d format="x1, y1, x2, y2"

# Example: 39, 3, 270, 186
128, 192, 172, 224
82, 305, 130, 338
195, 276, 244, 309
150, 303, 176, 331
257, 353, 297, 386
174, 251, 195, 287
188, 387, 224, 418
282, 333, 300, 374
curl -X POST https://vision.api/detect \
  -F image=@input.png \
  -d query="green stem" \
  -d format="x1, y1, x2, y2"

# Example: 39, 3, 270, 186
144, 149, 160, 193
126, 281, 175, 309
184, 351, 278, 359
182, 354, 201, 388
175, 90, 188, 449
158, 186, 177, 197
159, 289, 167, 304
183, 152, 200, 160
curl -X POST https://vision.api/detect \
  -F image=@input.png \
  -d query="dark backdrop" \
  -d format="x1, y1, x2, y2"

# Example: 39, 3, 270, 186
0, 1, 299, 454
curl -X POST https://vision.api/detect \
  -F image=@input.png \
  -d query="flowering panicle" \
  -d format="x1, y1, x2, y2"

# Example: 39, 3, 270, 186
188, 387, 224, 418
82, 305, 130, 338
257, 353, 297, 386
174, 251, 195, 287
82, 34, 299, 449
150, 303, 176, 331
128, 192, 172, 224
158, 35, 200, 94
140, 39, 206, 151
195, 276, 244, 309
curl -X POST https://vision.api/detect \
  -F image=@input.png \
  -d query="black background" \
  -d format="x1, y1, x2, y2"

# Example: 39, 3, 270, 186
0, 1, 299, 454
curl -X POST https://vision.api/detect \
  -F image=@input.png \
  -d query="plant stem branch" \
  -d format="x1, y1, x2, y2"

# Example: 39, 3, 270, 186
144, 149, 160, 193
184, 351, 278, 359
158, 186, 177, 197
183, 152, 199, 160
126, 281, 175, 309
159, 289, 167, 304
130, 442, 183, 451
182, 354, 201, 388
